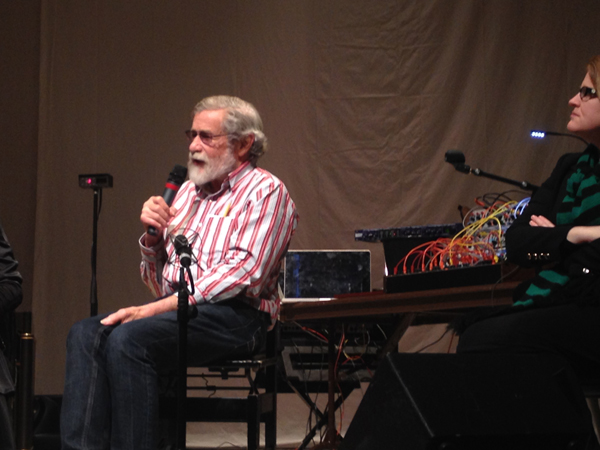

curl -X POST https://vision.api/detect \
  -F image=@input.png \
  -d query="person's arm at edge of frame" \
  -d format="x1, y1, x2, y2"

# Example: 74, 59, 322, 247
0, 223, 22, 315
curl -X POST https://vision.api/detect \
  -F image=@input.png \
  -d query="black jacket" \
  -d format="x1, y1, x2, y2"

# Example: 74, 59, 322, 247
0, 223, 22, 316
0, 221, 22, 394
506, 146, 600, 302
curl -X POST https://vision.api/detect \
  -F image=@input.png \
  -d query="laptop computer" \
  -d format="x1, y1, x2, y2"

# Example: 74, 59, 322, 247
281, 250, 371, 302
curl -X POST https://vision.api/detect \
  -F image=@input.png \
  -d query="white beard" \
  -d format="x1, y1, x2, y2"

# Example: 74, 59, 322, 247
187, 148, 238, 190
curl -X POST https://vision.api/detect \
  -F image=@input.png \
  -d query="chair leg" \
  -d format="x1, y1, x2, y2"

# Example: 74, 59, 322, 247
247, 394, 260, 450
587, 398, 600, 445
264, 408, 276, 450
264, 364, 277, 449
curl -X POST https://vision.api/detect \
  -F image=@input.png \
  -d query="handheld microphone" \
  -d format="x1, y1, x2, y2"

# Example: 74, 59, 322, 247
148, 164, 188, 236
173, 234, 192, 268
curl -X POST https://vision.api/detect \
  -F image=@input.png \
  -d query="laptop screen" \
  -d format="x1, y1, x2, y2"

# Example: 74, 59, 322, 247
282, 250, 371, 301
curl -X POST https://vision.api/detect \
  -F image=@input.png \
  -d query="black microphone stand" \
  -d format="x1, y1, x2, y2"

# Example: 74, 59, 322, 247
90, 188, 100, 317
78, 173, 113, 317
174, 237, 197, 450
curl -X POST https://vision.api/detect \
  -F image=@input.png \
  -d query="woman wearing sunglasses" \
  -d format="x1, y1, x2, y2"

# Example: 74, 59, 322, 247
457, 56, 600, 448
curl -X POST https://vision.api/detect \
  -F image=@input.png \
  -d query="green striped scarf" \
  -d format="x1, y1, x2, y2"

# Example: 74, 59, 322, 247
514, 146, 600, 307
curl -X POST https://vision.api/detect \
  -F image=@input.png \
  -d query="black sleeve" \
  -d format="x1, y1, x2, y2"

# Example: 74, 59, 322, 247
505, 152, 579, 267
0, 223, 22, 315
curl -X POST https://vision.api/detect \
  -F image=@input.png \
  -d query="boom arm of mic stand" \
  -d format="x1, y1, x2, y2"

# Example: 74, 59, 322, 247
470, 167, 539, 193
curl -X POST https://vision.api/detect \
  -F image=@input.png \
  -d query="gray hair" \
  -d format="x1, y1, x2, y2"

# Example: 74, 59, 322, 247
193, 96, 267, 163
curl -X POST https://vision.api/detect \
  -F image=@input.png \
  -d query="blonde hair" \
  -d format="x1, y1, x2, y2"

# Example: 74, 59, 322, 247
587, 55, 600, 91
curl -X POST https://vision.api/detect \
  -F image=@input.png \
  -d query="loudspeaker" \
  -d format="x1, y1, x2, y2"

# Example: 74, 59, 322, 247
340, 353, 591, 450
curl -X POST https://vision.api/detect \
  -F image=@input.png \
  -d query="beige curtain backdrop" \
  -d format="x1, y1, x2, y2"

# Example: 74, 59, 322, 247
3, 0, 600, 407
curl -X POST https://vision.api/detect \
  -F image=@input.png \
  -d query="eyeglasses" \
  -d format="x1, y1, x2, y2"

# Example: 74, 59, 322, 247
184, 129, 229, 145
579, 86, 597, 101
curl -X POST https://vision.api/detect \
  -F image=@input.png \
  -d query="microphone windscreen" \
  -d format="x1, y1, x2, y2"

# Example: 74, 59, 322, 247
173, 234, 189, 251
168, 165, 188, 185
445, 150, 465, 164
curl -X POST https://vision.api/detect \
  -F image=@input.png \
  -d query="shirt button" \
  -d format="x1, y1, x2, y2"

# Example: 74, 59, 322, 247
583, 267, 591, 274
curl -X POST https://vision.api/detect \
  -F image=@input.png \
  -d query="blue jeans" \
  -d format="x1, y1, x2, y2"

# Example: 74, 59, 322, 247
60, 299, 268, 450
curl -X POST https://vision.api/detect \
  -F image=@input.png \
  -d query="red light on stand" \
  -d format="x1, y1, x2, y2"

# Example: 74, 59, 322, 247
78, 173, 113, 189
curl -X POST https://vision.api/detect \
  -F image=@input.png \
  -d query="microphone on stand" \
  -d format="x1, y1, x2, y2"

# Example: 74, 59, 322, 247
173, 234, 198, 320
148, 165, 188, 236
444, 150, 471, 174
173, 234, 192, 269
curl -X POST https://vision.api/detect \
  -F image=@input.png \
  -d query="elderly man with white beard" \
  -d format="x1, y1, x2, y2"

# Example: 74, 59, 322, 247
60, 96, 298, 450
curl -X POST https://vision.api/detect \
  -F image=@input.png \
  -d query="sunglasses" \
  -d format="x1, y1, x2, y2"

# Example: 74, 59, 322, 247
184, 130, 229, 145
579, 86, 597, 101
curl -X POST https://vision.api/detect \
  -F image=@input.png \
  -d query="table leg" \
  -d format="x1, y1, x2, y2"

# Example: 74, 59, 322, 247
313, 318, 341, 449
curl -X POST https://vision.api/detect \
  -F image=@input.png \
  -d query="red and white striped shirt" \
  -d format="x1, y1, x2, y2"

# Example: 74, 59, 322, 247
139, 161, 297, 324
